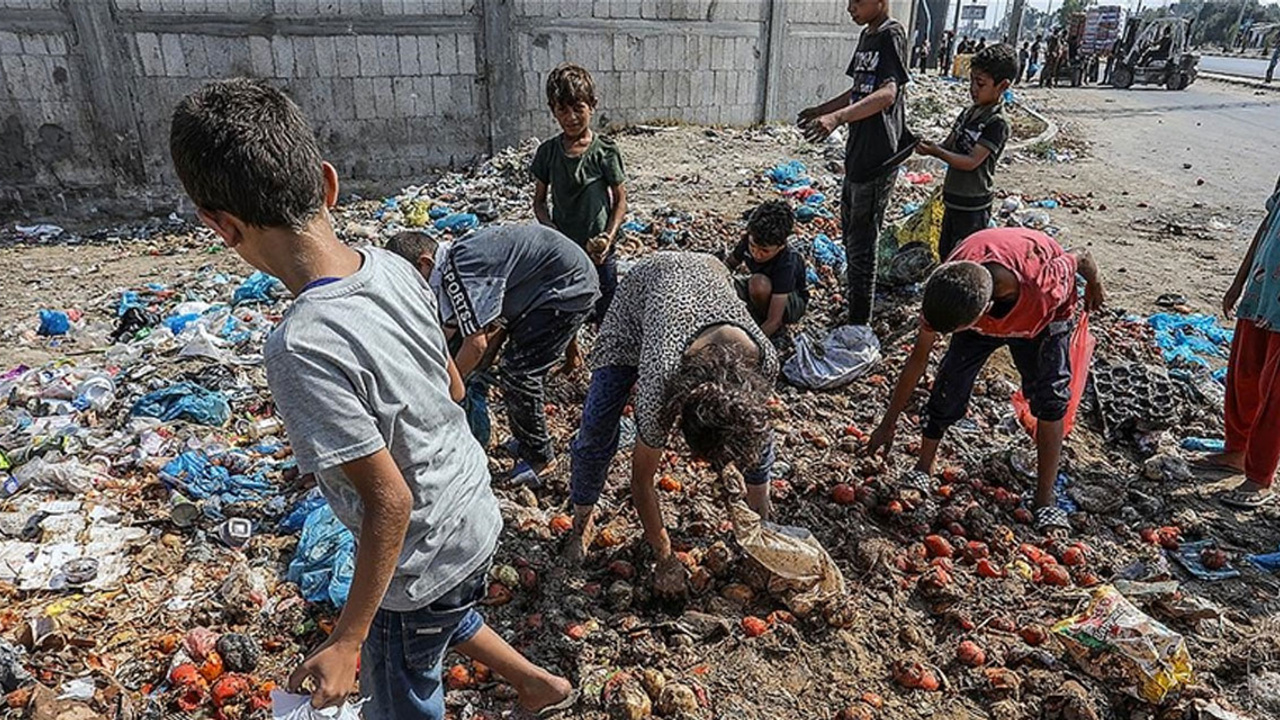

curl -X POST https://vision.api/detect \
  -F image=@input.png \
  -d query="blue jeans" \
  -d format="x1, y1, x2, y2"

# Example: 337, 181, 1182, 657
359, 561, 489, 720
569, 366, 775, 506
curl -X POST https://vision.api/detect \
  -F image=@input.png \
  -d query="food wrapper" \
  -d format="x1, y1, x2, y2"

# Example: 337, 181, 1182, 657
1053, 585, 1193, 704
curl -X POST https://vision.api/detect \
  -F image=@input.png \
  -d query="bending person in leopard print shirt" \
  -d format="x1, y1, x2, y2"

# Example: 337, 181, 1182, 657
566, 251, 779, 588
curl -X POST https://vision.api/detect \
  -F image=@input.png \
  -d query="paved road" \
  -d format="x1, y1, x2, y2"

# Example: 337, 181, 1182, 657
1047, 82, 1280, 203
1199, 54, 1276, 80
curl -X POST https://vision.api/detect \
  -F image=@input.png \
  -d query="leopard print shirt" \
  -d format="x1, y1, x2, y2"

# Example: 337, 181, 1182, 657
590, 251, 779, 448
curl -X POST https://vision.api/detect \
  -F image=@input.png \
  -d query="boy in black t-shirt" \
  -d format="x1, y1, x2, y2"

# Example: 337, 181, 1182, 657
726, 201, 808, 337
798, 0, 911, 330
917, 44, 1016, 259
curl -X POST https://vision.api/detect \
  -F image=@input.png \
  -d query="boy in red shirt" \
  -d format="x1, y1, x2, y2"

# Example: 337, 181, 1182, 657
868, 227, 1105, 536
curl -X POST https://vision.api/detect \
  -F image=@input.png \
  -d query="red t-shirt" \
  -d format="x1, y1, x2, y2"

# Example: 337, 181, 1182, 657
930, 227, 1078, 338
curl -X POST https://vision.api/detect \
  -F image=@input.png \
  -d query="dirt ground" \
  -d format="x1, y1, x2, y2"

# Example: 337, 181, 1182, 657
2, 77, 1280, 720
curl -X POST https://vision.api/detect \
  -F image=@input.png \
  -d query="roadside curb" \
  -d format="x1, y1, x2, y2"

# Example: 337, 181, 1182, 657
1200, 72, 1278, 92
1008, 101, 1059, 150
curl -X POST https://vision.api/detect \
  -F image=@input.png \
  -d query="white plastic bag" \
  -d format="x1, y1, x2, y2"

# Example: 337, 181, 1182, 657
783, 325, 881, 390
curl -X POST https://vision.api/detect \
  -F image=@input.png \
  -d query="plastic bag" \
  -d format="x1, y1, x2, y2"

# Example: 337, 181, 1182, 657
783, 325, 881, 390
894, 187, 945, 260
1013, 314, 1094, 439
232, 271, 285, 306
37, 310, 70, 336
718, 467, 845, 616
286, 502, 355, 607
1147, 313, 1232, 368
719, 467, 845, 615
434, 212, 478, 233
1053, 585, 1193, 704
131, 381, 231, 426
272, 690, 365, 719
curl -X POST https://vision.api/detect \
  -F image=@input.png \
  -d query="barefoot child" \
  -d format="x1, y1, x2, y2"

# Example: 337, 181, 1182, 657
1204, 174, 1280, 509
725, 201, 809, 337
170, 79, 573, 717
567, 252, 778, 592
532, 63, 628, 369
867, 228, 1105, 537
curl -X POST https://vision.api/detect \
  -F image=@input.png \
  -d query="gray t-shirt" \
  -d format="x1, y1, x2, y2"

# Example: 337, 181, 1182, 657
439, 224, 599, 336
264, 247, 501, 612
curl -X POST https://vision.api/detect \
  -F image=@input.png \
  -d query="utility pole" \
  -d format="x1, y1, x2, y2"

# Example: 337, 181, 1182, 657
1009, 0, 1026, 45
953, 0, 963, 34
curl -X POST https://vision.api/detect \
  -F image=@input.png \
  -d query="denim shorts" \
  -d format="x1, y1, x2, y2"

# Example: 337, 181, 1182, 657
359, 559, 490, 720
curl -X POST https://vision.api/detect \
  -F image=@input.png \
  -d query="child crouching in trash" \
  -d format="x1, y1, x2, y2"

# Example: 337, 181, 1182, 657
169, 78, 575, 718
867, 227, 1105, 538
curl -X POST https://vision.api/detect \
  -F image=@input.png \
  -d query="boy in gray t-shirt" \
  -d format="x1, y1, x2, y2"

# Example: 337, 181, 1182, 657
169, 79, 573, 719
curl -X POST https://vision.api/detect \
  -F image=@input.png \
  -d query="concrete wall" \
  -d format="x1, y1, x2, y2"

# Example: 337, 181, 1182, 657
0, 0, 912, 222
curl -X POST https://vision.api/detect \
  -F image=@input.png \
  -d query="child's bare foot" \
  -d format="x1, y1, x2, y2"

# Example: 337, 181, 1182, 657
517, 672, 575, 716
1193, 451, 1245, 474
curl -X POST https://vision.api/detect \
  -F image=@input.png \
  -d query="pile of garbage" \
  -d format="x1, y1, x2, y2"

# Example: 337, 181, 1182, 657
3, 117, 1279, 720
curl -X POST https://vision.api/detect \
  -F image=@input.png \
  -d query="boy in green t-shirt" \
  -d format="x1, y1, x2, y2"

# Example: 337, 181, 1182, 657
531, 63, 628, 369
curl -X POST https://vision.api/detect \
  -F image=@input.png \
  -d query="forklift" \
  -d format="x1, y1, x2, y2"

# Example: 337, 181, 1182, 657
1110, 16, 1199, 90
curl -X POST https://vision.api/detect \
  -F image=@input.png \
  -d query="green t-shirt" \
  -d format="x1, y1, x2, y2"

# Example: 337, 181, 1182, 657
531, 133, 626, 246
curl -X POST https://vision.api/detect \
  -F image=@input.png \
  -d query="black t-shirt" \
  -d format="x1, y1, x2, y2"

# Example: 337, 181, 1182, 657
732, 239, 810, 301
844, 18, 911, 182
941, 103, 1010, 210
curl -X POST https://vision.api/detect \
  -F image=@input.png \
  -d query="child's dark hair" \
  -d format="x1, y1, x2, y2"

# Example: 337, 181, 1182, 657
971, 44, 1019, 85
747, 201, 795, 248
385, 231, 439, 265
663, 344, 771, 471
170, 78, 324, 230
546, 63, 598, 109
922, 261, 994, 333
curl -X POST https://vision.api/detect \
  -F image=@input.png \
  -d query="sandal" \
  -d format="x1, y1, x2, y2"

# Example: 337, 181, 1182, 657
1034, 505, 1071, 537
508, 458, 557, 488
1219, 489, 1275, 510
898, 469, 935, 500
537, 689, 581, 718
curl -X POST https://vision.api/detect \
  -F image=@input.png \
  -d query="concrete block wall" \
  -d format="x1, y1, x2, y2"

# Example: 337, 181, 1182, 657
1, 0, 912, 221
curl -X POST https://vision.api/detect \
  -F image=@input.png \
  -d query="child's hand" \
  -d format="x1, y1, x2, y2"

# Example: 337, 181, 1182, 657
287, 636, 361, 709
1083, 278, 1106, 313
802, 114, 840, 143
797, 106, 823, 124
867, 421, 896, 457
916, 140, 940, 157
1223, 278, 1244, 319
586, 233, 611, 265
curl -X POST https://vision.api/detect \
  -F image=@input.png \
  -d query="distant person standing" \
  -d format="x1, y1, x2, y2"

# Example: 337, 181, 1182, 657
919, 39, 931, 72
1267, 41, 1278, 83
1040, 31, 1061, 87
1029, 34, 1043, 80
1018, 41, 1030, 84
976, 38, 987, 53
940, 30, 955, 75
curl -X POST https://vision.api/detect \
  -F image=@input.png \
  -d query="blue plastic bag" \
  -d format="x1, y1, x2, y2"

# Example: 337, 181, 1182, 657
811, 233, 846, 274
160, 450, 274, 505
1181, 437, 1225, 453
232, 271, 285, 306
766, 160, 810, 191
37, 310, 69, 336
279, 489, 328, 533
163, 313, 201, 334
428, 205, 450, 220
287, 502, 355, 607
434, 212, 478, 233
1148, 313, 1233, 368
131, 382, 231, 426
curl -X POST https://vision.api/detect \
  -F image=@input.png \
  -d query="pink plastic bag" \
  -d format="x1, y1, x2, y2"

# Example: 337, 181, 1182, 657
1013, 313, 1095, 440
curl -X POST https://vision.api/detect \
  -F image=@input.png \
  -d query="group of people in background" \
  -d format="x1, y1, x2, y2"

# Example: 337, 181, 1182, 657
157, 0, 1279, 715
